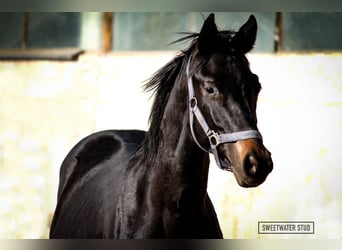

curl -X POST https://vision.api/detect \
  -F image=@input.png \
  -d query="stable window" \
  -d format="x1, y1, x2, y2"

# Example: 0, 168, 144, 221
0, 13, 83, 60
112, 12, 276, 52
0, 12, 341, 60
281, 12, 342, 52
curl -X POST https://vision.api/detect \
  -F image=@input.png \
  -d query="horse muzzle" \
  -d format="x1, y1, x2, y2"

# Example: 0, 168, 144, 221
218, 139, 273, 188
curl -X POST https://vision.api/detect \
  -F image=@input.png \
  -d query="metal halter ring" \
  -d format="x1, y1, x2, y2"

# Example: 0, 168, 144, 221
190, 97, 197, 109
208, 131, 219, 147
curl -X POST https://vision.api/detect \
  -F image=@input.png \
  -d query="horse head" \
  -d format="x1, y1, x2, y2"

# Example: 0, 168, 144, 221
188, 14, 273, 187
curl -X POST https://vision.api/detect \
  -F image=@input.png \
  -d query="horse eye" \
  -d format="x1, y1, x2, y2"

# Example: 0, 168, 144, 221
205, 87, 215, 94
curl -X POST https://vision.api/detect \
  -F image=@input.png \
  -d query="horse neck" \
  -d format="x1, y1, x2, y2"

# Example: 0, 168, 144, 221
150, 71, 210, 204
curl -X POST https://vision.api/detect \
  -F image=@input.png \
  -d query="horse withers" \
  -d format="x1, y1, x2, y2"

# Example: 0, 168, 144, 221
50, 13, 273, 239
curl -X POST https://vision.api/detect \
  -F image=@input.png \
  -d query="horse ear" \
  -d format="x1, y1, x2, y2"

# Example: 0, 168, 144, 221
198, 13, 218, 55
232, 15, 257, 54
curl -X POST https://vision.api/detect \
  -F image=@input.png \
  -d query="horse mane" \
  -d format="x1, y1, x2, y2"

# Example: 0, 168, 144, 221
140, 30, 236, 162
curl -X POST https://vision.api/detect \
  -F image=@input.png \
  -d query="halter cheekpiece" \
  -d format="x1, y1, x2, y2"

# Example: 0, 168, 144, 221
186, 56, 263, 171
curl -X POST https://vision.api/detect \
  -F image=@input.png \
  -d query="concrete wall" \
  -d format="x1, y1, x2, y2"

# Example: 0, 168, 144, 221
0, 52, 341, 238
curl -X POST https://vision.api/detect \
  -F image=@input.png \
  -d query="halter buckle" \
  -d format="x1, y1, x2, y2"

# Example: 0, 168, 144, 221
208, 131, 219, 147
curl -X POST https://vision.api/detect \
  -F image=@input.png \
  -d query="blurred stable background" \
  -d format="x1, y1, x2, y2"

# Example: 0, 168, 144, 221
0, 12, 341, 238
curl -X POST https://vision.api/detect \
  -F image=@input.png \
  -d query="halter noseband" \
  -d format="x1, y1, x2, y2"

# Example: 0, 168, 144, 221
186, 56, 263, 171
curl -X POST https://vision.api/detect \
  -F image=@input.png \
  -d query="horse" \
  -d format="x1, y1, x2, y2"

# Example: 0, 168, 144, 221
49, 13, 273, 239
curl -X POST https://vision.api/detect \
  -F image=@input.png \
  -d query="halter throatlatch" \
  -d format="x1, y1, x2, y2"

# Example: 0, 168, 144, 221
186, 56, 263, 171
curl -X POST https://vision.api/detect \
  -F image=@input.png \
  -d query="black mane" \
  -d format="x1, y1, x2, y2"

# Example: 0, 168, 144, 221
141, 30, 236, 162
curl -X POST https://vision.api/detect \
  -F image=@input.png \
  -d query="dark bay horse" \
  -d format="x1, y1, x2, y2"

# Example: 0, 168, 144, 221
50, 14, 273, 239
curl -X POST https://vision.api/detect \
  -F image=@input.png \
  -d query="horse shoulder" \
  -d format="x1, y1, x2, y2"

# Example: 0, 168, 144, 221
56, 130, 146, 200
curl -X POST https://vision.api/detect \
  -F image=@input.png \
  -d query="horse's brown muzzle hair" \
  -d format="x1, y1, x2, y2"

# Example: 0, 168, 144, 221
220, 139, 273, 187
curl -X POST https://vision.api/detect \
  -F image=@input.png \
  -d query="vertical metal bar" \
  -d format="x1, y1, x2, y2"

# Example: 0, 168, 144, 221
274, 12, 283, 53
22, 12, 29, 49
102, 12, 113, 53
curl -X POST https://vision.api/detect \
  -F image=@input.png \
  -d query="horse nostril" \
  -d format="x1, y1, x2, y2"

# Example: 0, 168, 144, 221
244, 153, 259, 176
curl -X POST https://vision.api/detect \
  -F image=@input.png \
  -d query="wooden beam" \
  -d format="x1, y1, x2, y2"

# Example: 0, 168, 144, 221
274, 12, 283, 53
0, 48, 84, 61
102, 12, 113, 53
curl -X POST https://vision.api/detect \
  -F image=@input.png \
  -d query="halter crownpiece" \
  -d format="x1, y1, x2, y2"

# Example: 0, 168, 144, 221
186, 56, 263, 171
